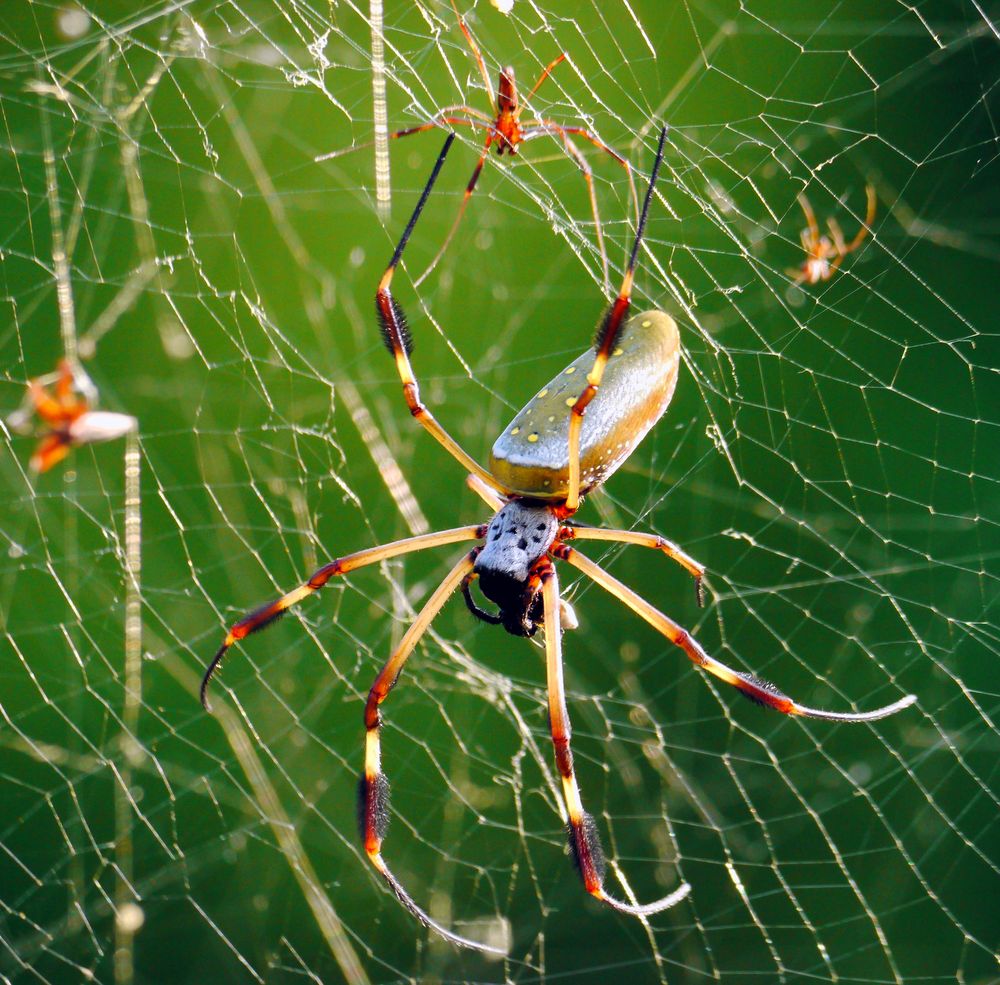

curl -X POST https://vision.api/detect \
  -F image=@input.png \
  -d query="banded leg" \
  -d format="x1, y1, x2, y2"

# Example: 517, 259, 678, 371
557, 545, 917, 722
201, 524, 486, 709
559, 525, 705, 606
359, 550, 505, 954
540, 560, 691, 915
374, 133, 508, 495
565, 125, 668, 512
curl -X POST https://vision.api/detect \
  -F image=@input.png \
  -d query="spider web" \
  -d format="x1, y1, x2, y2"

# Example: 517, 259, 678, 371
1, 1, 997, 983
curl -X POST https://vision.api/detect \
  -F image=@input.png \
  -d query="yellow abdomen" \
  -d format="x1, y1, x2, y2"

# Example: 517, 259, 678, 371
489, 310, 680, 500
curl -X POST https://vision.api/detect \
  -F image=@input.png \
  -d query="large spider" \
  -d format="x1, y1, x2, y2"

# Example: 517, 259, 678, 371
203, 130, 916, 953
319, 1, 637, 291
791, 184, 877, 285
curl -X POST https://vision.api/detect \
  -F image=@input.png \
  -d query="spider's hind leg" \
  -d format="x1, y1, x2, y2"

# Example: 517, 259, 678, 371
557, 544, 917, 723
539, 560, 691, 917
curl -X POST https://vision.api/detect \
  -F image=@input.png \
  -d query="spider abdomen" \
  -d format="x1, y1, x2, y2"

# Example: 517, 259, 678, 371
488, 310, 680, 499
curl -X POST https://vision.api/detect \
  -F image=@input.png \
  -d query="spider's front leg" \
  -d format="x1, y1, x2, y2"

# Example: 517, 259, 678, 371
201, 525, 486, 710
374, 132, 508, 496
539, 559, 691, 917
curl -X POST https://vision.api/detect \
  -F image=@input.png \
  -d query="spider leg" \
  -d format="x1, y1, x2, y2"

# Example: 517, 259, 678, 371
565, 125, 668, 512
28, 379, 71, 426
845, 183, 877, 253
827, 217, 847, 256
375, 133, 508, 495
390, 113, 491, 141
315, 111, 489, 163
521, 54, 567, 105
30, 432, 73, 474
797, 192, 820, 241
54, 359, 80, 404
828, 185, 877, 277
202, 524, 486, 710
522, 124, 610, 292
413, 132, 495, 288
523, 121, 639, 227
466, 472, 506, 511
30, 360, 84, 425
557, 544, 917, 722
451, 0, 497, 113
359, 549, 506, 954
559, 525, 705, 606
540, 560, 691, 916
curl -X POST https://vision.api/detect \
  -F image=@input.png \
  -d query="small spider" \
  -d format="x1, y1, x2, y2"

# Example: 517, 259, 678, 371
319, 1, 636, 290
791, 184, 876, 285
204, 132, 915, 953
8, 360, 135, 473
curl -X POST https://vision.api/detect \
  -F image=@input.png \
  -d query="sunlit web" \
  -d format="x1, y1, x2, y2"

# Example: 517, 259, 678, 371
0, 2, 997, 983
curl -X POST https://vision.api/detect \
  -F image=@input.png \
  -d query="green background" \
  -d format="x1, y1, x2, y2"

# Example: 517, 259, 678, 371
1, 2, 997, 983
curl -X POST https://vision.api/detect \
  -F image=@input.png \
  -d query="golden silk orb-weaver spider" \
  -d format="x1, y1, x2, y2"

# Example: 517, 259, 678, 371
791, 184, 877, 285
317, 0, 637, 292
203, 130, 917, 953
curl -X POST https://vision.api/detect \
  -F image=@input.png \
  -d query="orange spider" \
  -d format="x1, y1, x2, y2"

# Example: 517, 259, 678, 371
320, 1, 637, 289
791, 184, 876, 285
14, 360, 134, 472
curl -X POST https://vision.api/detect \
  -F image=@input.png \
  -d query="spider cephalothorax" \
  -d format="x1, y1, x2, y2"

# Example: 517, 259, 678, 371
465, 500, 559, 635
